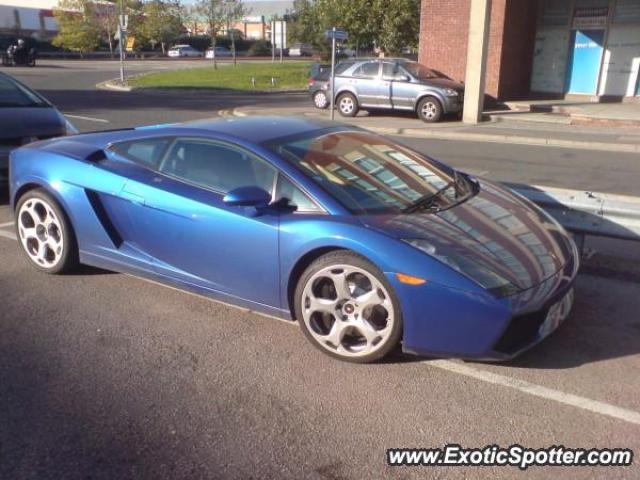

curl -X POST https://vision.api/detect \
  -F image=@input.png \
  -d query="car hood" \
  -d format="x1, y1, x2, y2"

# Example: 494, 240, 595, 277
416, 77, 464, 92
0, 106, 65, 140
358, 180, 574, 290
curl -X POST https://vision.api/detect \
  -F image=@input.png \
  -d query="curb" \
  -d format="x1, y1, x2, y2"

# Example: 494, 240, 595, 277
231, 107, 640, 153
95, 79, 306, 95
96, 79, 133, 92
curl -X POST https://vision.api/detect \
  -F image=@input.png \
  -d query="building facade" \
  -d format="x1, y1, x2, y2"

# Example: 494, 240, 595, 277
419, 0, 640, 101
0, 0, 58, 39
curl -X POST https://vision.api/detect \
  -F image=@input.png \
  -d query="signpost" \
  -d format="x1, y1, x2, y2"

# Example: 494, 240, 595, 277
118, 5, 128, 83
325, 27, 348, 120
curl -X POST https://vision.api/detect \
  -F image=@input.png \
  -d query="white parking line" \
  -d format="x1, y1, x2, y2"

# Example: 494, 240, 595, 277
0, 221, 14, 228
0, 230, 639, 426
64, 114, 110, 124
425, 360, 640, 426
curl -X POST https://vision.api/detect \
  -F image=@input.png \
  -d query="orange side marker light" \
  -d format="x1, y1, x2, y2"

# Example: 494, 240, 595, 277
396, 273, 427, 285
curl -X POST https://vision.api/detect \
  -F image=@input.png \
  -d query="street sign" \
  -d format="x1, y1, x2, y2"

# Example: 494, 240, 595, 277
119, 14, 128, 32
325, 29, 348, 41
126, 37, 135, 52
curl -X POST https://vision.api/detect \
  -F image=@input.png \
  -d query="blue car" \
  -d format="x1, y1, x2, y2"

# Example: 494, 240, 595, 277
9, 117, 579, 363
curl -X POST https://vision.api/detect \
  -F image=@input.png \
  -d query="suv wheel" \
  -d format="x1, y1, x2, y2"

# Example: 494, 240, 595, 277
337, 92, 359, 117
313, 91, 329, 109
417, 96, 443, 123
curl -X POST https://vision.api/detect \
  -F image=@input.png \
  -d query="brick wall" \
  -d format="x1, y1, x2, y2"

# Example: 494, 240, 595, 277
419, 0, 538, 101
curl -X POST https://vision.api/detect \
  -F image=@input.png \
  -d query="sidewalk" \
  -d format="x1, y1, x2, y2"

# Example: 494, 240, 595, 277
230, 105, 640, 153
495, 99, 640, 128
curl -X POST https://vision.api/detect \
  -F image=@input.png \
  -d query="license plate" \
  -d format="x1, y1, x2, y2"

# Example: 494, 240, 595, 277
539, 289, 574, 338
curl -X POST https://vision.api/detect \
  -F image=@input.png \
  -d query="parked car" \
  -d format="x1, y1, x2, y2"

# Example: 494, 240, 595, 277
289, 43, 314, 57
9, 116, 578, 363
308, 62, 353, 110
205, 46, 232, 59
0, 72, 76, 187
167, 45, 203, 58
330, 58, 464, 122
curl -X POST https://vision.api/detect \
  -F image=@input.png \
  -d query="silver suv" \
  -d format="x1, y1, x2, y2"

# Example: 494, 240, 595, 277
329, 58, 464, 122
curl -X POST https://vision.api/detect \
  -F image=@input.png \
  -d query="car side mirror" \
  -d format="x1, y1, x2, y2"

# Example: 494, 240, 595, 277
397, 75, 410, 82
223, 186, 271, 207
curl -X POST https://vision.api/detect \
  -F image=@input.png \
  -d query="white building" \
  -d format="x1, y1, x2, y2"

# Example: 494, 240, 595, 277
0, 0, 59, 38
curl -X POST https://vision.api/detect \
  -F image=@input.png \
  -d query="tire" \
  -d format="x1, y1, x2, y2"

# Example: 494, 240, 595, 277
312, 90, 329, 109
336, 92, 359, 117
417, 96, 443, 123
294, 251, 403, 363
15, 188, 78, 274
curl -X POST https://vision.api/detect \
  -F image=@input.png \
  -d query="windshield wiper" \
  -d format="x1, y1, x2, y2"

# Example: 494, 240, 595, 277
402, 181, 454, 214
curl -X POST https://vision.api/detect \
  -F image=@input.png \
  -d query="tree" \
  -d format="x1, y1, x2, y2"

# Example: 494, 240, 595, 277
196, 0, 225, 68
287, 0, 420, 57
53, 0, 101, 55
137, 0, 184, 54
221, 0, 247, 65
94, 0, 118, 57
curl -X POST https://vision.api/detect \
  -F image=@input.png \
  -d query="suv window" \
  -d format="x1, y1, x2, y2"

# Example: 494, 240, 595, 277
110, 138, 172, 169
382, 62, 408, 81
159, 138, 276, 194
352, 62, 379, 79
275, 175, 321, 212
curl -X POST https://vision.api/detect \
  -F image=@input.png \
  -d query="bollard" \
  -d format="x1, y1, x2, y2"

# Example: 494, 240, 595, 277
271, 77, 276, 87
251, 77, 256, 88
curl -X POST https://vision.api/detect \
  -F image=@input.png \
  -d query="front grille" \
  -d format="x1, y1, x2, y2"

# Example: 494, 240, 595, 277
493, 308, 549, 354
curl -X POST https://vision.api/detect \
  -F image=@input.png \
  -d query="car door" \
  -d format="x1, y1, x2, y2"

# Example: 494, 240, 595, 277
381, 62, 414, 110
109, 136, 281, 309
348, 61, 383, 107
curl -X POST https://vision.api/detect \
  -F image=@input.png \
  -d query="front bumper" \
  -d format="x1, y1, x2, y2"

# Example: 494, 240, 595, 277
443, 95, 463, 114
394, 244, 579, 361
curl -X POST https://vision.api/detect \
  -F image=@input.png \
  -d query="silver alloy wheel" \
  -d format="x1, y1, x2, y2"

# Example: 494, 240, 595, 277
300, 264, 395, 358
339, 96, 355, 115
421, 101, 438, 120
314, 91, 328, 108
17, 197, 64, 269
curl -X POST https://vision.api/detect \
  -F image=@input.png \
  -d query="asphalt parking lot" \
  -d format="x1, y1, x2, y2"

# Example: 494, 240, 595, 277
1, 60, 640, 479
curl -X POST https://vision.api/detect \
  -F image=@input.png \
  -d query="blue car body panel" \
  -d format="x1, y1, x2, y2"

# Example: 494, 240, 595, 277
9, 117, 579, 360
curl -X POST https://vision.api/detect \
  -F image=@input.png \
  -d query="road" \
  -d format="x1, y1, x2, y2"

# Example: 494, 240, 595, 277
1, 60, 639, 479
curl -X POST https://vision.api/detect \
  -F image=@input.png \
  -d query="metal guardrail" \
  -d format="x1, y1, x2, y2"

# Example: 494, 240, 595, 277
505, 182, 640, 242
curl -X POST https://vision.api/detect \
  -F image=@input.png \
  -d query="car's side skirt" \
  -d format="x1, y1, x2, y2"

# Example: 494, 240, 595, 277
80, 250, 294, 322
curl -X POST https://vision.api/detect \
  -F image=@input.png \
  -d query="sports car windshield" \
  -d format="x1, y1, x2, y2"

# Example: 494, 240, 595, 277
267, 130, 478, 215
0, 76, 48, 107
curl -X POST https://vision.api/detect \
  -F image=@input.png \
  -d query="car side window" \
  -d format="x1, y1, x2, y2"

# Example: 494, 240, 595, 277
159, 138, 276, 195
382, 63, 407, 81
352, 62, 380, 79
110, 138, 172, 169
275, 175, 321, 212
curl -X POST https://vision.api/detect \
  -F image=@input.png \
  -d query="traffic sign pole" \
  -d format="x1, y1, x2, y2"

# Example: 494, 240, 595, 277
330, 27, 336, 121
118, 1, 126, 83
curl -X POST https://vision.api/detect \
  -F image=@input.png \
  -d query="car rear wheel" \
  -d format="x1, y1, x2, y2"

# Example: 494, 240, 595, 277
16, 188, 78, 274
312, 91, 329, 109
295, 251, 402, 363
336, 92, 359, 117
417, 96, 443, 123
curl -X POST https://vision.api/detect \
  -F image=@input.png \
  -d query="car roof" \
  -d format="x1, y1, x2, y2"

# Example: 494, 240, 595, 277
179, 116, 337, 143
45, 116, 342, 150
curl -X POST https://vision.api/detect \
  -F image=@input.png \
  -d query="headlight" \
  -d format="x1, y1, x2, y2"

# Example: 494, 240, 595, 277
64, 117, 78, 135
443, 88, 459, 97
403, 238, 520, 298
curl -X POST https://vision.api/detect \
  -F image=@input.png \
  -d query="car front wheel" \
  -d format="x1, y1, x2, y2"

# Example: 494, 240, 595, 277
417, 96, 443, 123
295, 251, 402, 363
15, 188, 78, 274
336, 92, 359, 117
312, 91, 329, 109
